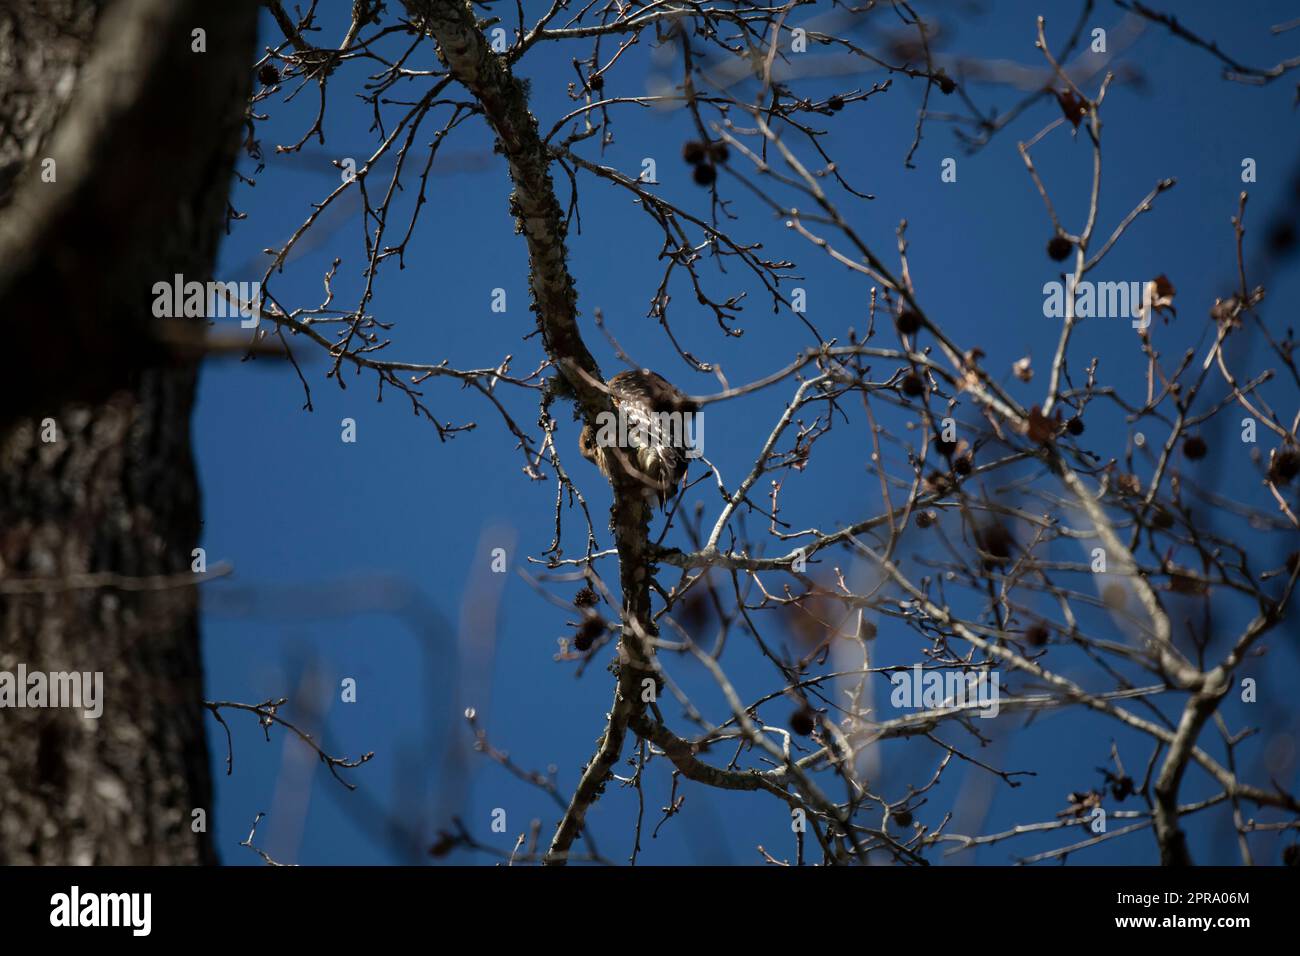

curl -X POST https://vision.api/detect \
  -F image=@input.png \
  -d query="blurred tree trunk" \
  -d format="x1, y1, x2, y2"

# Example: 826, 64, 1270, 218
0, 0, 257, 863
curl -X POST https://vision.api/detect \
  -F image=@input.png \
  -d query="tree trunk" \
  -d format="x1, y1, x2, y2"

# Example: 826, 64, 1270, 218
0, 0, 257, 864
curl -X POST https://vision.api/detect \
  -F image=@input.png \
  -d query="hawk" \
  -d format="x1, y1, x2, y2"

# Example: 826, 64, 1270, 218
578, 369, 697, 509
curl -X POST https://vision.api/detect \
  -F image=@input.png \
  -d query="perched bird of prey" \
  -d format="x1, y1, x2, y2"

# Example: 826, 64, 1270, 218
578, 369, 697, 509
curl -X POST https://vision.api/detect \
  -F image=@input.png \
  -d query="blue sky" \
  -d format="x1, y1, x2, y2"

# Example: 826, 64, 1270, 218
196, 1, 1300, 865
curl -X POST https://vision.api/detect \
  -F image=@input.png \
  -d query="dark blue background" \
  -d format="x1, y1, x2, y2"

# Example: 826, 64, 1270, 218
196, 0, 1300, 865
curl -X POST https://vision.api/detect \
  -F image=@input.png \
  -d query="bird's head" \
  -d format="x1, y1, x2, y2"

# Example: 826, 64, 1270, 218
578, 421, 599, 464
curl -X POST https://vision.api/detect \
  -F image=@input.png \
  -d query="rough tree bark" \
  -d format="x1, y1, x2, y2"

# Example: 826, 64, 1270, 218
406, 0, 661, 865
0, 0, 257, 864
